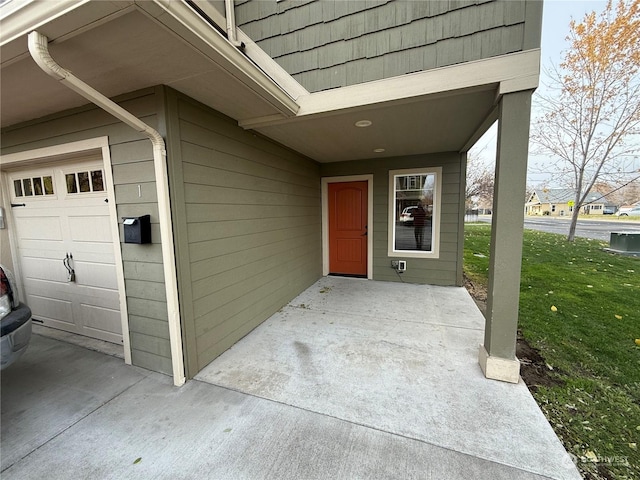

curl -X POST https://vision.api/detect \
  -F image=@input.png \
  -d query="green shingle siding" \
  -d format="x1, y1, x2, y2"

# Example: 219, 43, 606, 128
236, 0, 533, 92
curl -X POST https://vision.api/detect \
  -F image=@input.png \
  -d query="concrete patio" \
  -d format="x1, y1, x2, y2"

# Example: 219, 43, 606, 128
1, 277, 581, 479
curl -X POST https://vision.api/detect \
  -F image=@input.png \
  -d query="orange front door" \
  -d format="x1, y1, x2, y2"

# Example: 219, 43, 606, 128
328, 181, 368, 276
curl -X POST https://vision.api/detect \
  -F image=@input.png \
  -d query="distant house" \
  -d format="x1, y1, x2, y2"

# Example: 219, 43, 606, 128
526, 189, 617, 216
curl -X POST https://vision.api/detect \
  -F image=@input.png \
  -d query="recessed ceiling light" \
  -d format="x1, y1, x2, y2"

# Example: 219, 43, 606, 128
373, 148, 385, 153
355, 120, 372, 127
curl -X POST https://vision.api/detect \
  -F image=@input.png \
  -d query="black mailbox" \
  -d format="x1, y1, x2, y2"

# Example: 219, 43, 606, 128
123, 215, 151, 244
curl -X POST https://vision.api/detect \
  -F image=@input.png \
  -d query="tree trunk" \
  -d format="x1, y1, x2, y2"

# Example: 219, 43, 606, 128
567, 200, 581, 242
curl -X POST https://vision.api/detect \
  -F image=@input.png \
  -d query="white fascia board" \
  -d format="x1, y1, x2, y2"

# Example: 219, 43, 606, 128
139, 0, 299, 117
189, 0, 308, 101
240, 49, 540, 130
235, 29, 309, 101
0, 0, 92, 46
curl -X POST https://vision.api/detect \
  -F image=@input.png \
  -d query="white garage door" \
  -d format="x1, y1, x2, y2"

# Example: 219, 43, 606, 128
8, 158, 122, 344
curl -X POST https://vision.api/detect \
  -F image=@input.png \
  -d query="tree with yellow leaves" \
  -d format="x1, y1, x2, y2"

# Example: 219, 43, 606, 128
532, 0, 640, 241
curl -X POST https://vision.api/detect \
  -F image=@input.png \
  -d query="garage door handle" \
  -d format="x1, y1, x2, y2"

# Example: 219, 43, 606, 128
63, 253, 76, 283
11, 203, 26, 208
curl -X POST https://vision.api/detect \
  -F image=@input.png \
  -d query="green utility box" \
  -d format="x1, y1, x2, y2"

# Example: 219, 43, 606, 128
609, 231, 640, 254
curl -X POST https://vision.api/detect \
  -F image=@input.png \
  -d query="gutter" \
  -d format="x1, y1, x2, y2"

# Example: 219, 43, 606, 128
27, 30, 186, 387
142, 0, 298, 116
0, 0, 90, 47
223, 0, 243, 48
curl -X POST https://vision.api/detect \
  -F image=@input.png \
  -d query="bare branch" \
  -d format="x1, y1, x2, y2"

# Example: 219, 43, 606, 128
530, 0, 640, 241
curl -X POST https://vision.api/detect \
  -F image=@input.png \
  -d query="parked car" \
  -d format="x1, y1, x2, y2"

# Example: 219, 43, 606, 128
603, 206, 616, 215
617, 206, 640, 217
399, 206, 417, 225
1, 264, 32, 370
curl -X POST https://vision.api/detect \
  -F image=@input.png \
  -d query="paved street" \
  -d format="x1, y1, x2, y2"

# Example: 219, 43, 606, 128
477, 215, 640, 241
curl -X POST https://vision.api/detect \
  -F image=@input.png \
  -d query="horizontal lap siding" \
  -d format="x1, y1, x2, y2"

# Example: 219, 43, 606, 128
166, 91, 321, 375
1, 88, 172, 375
236, 0, 528, 92
321, 152, 463, 285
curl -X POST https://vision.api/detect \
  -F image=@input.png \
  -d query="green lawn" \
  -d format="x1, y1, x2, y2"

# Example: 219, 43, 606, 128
464, 225, 640, 480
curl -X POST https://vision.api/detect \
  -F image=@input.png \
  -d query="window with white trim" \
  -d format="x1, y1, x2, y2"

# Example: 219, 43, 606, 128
388, 168, 441, 258
64, 169, 105, 194
13, 175, 54, 198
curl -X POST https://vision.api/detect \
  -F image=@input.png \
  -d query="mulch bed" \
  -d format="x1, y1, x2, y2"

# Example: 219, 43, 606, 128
463, 275, 563, 390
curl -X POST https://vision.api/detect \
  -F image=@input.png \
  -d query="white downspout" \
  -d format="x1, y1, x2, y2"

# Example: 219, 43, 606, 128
28, 31, 186, 387
224, 0, 243, 48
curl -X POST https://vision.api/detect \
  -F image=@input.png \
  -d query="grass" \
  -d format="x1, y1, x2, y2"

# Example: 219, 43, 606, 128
464, 224, 640, 480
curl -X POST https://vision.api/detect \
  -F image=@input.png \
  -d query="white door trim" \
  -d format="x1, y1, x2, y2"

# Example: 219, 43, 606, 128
321, 175, 373, 280
0, 137, 132, 364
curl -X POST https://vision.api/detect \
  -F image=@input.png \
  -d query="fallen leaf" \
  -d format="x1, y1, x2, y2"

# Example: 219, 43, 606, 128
224, 428, 232, 433
551, 305, 558, 312
585, 450, 598, 462
630, 443, 637, 450
635, 339, 640, 346
615, 314, 623, 320
586, 285, 593, 288
133, 458, 142, 465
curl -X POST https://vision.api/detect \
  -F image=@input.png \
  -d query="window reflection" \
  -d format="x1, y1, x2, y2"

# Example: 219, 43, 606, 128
91, 170, 104, 191
23, 178, 33, 196
78, 171, 90, 193
393, 173, 435, 252
43, 176, 54, 195
14, 180, 23, 197
33, 177, 43, 195
13, 175, 55, 198
66, 173, 78, 193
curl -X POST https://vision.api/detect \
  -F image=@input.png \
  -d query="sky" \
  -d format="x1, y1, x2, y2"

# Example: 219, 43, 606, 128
469, 0, 611, 187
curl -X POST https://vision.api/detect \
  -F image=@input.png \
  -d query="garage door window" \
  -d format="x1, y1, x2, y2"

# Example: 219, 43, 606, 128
13, 175, 54, 198
65, 170, 105, 194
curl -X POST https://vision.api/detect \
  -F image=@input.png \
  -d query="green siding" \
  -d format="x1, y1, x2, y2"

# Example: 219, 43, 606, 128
321, 152, 464, 286
163, 88, 322, 377
0, 88, 172, 375
235, 0, 541, 92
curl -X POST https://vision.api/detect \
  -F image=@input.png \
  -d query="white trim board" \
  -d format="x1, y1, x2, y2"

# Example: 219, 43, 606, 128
388, 167, 443, 259
240, 49, 540, 130
321, 175, 374, 280
0, 136, 132, 364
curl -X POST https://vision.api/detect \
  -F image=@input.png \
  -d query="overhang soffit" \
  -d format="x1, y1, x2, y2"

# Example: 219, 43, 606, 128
0, 0, 299, 127
238, 49, 541, 130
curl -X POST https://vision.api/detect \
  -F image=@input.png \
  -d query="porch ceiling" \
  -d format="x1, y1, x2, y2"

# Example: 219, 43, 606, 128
252, 87, 497, 163
0, 1, 523, 163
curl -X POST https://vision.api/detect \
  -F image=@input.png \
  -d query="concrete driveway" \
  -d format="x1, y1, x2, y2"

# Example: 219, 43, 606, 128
1, 277, 581, 479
